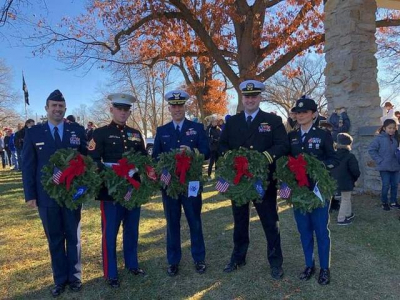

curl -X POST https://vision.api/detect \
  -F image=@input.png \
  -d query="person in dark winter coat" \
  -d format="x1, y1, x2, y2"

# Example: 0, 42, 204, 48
330, 133, 360, 225
368, 119, 400, 211
207, 119, 221, 178
328, 108, 351, 142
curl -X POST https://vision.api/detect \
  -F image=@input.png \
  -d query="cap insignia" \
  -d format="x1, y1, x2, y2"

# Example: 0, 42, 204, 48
298, 102, 304, 107
173, 92, 181, 100
246, 83, 254, 91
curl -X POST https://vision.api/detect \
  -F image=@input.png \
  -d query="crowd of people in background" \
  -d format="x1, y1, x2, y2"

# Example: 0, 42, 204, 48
0, 118, 96, 171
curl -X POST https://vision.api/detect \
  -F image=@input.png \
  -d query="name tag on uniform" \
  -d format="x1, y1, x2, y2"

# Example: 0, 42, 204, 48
259, 123, 271, 132
109, 135, 120, 139
35, 142, 45, 146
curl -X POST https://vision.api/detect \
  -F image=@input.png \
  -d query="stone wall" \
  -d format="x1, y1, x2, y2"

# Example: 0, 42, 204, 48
324, 0, 382, 192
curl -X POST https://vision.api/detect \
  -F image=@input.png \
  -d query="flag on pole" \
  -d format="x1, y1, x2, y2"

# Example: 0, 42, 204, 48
160, 169, 171, 186
313, 182, 324, 202
22, 73, 29, 105
53, 167, 62, 184
279, 182, 292, 199
215, 178, 229, 193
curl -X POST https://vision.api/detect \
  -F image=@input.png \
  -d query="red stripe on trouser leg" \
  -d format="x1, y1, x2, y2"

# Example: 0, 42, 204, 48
100, 201, 109, 278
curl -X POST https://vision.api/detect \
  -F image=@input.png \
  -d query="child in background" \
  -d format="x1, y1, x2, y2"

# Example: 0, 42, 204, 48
331, 133, 360, 225
369, 119, 400, 211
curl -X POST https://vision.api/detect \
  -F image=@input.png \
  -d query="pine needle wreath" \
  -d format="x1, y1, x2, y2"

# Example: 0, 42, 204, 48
41, 149, 102, 210
102, 150, 159, 209
156, 149, 205, 199
275, 153, 337, 213
215, 148, 269, 206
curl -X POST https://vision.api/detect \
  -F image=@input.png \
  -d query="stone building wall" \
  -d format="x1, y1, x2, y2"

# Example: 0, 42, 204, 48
324, 0, 382, 193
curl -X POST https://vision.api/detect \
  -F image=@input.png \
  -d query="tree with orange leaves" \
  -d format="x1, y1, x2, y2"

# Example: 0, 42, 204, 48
32, 0, 400, 112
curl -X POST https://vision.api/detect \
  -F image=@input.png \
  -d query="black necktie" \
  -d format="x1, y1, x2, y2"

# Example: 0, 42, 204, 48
246, 115, 252, 128
54, 126, 62, 148
175, 125, 180, 135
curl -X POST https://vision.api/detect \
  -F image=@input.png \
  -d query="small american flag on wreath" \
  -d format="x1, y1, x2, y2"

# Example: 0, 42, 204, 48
215, 178, 229, 193
160, 169, 171, 186
53, 167, 62, 185
124, 187, 133, 201
279, 182, 292, 199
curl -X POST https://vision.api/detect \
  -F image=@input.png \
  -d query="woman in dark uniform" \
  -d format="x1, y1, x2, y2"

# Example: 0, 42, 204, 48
288, 96, 339, 285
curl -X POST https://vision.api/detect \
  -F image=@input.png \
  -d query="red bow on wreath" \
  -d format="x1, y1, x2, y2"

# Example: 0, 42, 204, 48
59, 154, 86, 191
145, 165, 157, 181
175, 151, 192, 184
233, 156, 253, 185
112, 158, 141, 190
288, 154, 309, 187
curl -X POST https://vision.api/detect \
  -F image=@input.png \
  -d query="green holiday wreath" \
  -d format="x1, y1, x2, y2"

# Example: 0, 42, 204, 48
156, 149, 205, 199
215, 148, 269, 206
41, 148, 102, 210
101, 150, 159, 209
275, 153, 337, 213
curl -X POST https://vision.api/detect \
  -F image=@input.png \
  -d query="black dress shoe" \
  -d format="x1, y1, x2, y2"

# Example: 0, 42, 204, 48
107, 278, 120, 288
299, 266, 315, 281
50, 284, 66, 298
69, 280, 82, 292
223, 261, 246, 273
129, 268, 147, 276
318, 268, 330, 285
167, 264, 179, 277
271, 266, 284, 280
195, 261, 206, 274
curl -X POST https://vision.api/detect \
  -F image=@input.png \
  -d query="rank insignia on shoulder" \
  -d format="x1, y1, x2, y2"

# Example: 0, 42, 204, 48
88, 139, 96, 151
259, 123, 271, 132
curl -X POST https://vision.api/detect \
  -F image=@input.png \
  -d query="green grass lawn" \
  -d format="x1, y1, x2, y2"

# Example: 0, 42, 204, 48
1, 169, 400, 300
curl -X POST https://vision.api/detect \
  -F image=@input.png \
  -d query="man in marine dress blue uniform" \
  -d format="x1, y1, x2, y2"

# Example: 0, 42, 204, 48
152, 90, 210, 277
88, 93, 147, 288
219, 80, 289, 279
22, 90, 87, 297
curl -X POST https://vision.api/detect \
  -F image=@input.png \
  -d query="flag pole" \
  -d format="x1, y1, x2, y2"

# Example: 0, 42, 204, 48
22, 71, 29, 120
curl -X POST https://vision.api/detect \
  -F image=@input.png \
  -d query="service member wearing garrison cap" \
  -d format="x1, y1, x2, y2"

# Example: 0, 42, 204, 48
152, 90, 210, 277
288, 96, 339, 285
22, 89, 87, 297
219, 80, 289, 279
88, 93, 147, 288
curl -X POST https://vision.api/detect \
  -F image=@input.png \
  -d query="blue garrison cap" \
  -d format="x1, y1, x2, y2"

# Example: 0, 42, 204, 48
291, 95, 318, 113
239, 80, 265, 95
47, 89, 65, 102
165, 90, 189, 105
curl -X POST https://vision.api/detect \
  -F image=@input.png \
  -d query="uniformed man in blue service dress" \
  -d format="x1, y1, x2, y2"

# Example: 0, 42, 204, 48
88, 93, 147, 288
22, 90, 87, 297
288, 96, 339, 285
152, 90, 210, 277
219, 80, 289, 280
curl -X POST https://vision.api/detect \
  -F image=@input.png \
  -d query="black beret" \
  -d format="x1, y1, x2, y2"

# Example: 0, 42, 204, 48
47, 89, 65, 102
